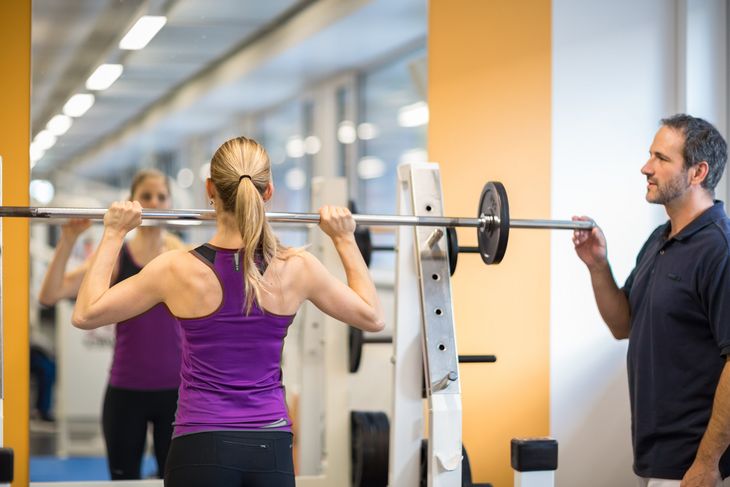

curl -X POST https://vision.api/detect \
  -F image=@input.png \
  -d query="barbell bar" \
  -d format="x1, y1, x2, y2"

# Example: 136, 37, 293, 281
0, 181, 594, 265
0, 206, 589, 230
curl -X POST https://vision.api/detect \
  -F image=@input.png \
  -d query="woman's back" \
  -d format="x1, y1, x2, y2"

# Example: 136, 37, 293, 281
172, 244, 296, 436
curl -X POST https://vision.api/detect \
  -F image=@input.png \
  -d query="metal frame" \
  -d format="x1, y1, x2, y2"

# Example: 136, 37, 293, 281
392, 162, 462, 487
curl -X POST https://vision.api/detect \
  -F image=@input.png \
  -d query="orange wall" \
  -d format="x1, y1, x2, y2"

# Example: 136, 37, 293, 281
429, 1, 552, 485
0, 1, 31, 485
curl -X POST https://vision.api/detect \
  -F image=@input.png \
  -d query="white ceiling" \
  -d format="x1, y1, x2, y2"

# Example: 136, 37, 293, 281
31, 0, 427, 182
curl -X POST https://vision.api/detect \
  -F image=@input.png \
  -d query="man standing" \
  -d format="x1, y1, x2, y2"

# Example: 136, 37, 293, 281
574, 114, 730, 487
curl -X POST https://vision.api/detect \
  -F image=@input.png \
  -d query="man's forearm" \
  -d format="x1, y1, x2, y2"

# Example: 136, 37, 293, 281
694, 359, 730, 467
589, 262, 631, 339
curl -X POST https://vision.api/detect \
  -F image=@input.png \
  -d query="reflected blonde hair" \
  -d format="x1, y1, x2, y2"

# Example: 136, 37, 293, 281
210, 136, 284, 313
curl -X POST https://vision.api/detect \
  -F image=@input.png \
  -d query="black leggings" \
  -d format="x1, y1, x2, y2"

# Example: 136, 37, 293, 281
102, 385, 179, 480
164, 430, 295, 487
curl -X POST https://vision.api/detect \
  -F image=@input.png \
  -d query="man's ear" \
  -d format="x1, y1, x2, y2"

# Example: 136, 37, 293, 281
690, 161, 710, 187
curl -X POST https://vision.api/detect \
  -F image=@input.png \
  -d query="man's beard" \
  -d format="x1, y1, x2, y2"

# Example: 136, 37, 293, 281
647, 171, 690, 205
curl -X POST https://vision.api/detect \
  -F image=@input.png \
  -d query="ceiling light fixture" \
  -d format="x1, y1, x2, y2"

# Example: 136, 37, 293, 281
86, 64, 124, 91
46, 114, 73, 136
119, 16, 167, 50
63, 94, 95, 117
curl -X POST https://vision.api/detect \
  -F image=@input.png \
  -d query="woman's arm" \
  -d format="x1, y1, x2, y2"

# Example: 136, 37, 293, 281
72, 201, 167, 329
304, 206, 385, 332
38, 219, 92, 306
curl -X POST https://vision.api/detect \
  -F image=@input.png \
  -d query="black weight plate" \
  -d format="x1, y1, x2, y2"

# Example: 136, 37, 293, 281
352, 411, 377, 486
349, 327, 364, 374
462, 444, 473, 486
477, 181, 509, 265
352, 411, 389, 487
446, 226, 458, 276
352, 412, 366, 486
367, 412, 390, 486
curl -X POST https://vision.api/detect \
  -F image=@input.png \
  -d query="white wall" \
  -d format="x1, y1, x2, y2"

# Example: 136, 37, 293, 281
551, 1, 677, 486
685, 0, 728, 201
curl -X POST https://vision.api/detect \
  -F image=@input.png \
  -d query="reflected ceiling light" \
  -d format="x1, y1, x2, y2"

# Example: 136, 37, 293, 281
357, 122, 379, 140
199, 162, 211, 181
46, 114, 73, 136
285, 136, 305, 158
119, 15, 167, 50
304, 136, 321, 155
268, 147, 286, 165
285, 167, 307, 191
399, 148, 428, 165
29, 143, 45, 165
33, 130, 57, 151
398, 101, 429, 127
337, 121, 357, 144
177, 168, 194, 189
357, 156, 386, 180
29, 179, 55, 204
63, 93, 95, 117
86, 63, 124, 91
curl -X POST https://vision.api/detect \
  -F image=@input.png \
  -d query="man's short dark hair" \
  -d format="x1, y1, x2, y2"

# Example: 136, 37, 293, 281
661, 114, 728, 193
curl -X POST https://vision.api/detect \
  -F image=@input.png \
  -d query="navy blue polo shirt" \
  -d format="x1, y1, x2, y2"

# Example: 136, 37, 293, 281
622, 201, 730, 479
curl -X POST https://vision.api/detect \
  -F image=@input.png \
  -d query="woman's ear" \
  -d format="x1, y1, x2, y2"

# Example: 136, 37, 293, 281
262, 181, 274, 202
205, 178, 215, 200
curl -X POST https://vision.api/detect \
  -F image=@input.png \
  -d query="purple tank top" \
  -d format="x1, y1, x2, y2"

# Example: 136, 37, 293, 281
173, 244, 295, 437
108, 243, 182, 390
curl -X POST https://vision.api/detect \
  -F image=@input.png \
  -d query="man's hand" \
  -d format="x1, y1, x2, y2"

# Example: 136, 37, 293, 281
681, 460, 721, 487
572, 216, 608, 270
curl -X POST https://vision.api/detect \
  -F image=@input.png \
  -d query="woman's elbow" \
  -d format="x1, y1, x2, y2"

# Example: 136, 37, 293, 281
71, 310, 97, 330
360, 311, 385, 333
38, 292, 58, 308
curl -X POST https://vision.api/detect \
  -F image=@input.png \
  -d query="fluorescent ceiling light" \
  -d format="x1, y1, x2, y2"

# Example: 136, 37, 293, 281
398, 101, 429, 128
63, 94, 95, 117
46, 114, 73, 136
29, 143, 45, 163
177, 168, 194, 189
119, 16, 167, 50
357, 122, 379, 140
285, 136, 305, 159
285, 168, 307, 191
357, 156, 386, 180
337, 121, 356, 144
304, 136, 321, 155
86, 64, 123, 91
29, 179, 55, 204
199, 162, 211, 181
399, 148, 428, 165
33, 130, 57, 151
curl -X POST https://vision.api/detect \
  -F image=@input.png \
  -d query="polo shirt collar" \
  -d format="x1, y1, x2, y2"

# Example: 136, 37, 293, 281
666, 200, 726, 242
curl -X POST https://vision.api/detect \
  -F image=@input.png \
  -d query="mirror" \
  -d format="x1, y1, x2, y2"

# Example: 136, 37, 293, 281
29, 0, 426, 482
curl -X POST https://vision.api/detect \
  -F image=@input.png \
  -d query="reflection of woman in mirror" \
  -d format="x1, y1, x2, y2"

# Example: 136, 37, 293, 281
71, 136, 385, 487
38, 169, 185, 480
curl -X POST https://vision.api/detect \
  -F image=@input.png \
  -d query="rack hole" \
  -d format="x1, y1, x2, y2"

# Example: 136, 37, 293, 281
425, 204, 432, 212
438, 344, 446, 351
435, 308, 443, 316
431, 273, 440, 281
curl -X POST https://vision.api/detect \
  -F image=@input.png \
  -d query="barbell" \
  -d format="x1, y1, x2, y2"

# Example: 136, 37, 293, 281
2, 181, 593, 265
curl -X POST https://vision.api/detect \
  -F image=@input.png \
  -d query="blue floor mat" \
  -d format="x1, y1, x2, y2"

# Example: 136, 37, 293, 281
30, 455, 158, 481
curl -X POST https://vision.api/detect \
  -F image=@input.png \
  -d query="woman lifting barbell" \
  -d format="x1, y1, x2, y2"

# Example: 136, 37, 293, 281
38, 168, 185, 480
71, 136, 385, 487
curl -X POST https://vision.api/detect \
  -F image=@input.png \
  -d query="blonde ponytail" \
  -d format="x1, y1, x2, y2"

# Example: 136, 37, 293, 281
210, 137, 284, 313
